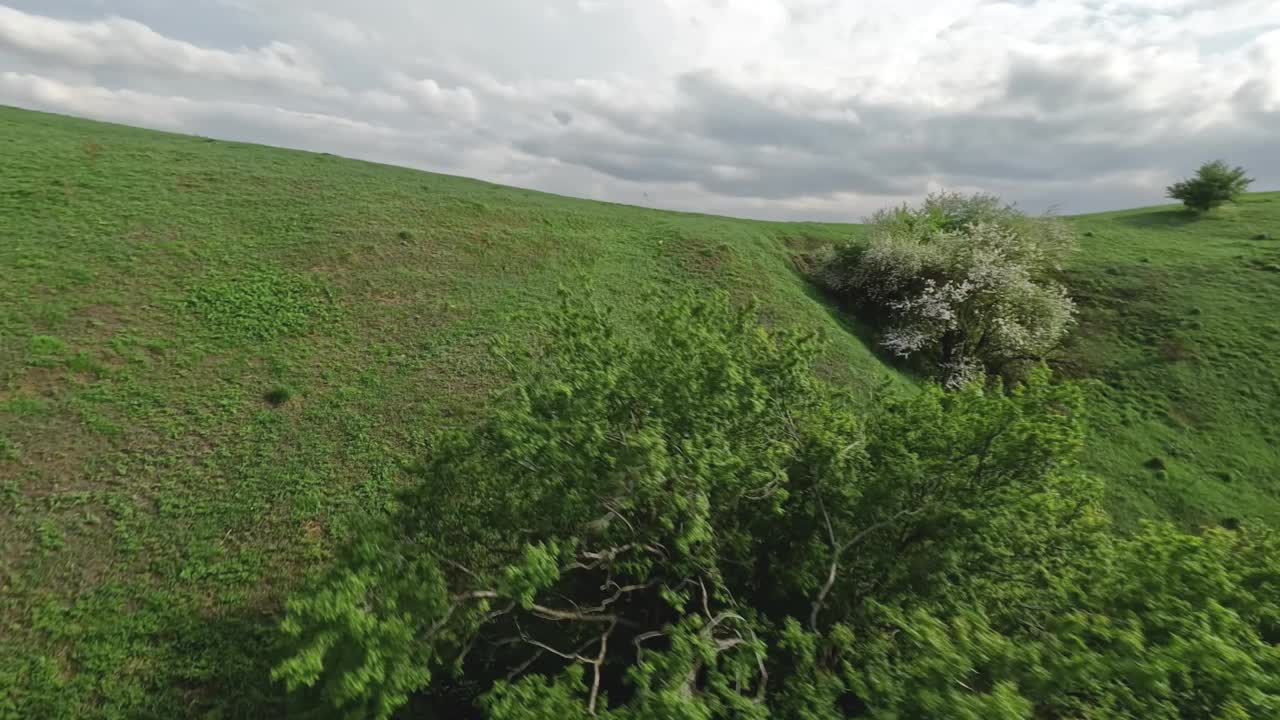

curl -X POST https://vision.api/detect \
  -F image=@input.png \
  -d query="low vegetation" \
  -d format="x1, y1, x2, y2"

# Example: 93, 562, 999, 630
275, 293, 1280, 719
819, 193, 1076, 386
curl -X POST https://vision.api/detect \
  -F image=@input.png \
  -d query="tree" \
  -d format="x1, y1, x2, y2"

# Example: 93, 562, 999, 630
1166, 160, 1254, 213
274, 291, 848, 718
820, 193, 1076, 387
851, 523, 1280, 719
273, 292, 1280, 719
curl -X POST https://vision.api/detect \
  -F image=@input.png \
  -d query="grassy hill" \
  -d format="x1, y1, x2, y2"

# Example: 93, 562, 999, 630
1062, 196, 1280, 528
1, 105, 1278, 715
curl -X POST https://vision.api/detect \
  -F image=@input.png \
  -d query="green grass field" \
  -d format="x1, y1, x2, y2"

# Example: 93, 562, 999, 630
1062, 197, 1280, 528
2, 105, 1278, 716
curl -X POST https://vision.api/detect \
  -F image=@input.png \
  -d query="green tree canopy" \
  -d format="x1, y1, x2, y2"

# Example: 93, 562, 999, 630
274, 292, 1280, 719
1167, 161, 1254, 213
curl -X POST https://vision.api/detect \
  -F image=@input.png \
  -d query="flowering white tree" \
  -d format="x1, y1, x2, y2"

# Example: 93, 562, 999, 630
822, 193, 1076, 386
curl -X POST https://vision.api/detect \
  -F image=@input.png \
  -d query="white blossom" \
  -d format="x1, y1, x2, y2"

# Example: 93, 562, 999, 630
826, 192, 1076, 385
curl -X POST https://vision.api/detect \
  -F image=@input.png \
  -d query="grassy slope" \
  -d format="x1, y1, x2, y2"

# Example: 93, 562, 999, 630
0, 107, 894, 716
1062, 195, 1280, 528
3, 104, 1278, 715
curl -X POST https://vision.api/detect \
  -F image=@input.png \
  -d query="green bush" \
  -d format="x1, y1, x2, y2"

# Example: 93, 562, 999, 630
273, 291, 1280, 718
1167, 161, 1253, 213
821, 193, 1076, 387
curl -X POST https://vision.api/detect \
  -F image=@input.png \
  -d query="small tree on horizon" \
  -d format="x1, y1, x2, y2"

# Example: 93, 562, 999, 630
1166, 160, 1253, 213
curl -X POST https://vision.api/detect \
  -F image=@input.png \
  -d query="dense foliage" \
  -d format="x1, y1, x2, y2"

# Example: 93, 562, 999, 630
274, 292, 1280, 718
820, 193, 1076, 387
1167, 161, 1254, 213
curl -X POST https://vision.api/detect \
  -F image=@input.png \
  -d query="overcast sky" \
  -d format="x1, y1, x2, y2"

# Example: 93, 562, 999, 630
2, 1, 1278, 220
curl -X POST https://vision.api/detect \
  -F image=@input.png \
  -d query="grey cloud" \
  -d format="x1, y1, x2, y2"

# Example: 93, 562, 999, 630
0, 6, 326, 90
503, 38, 1280, 211
0, 0, 278, 48
1, 1, 1278, 220
0, 71, 480, 172
1004, 54, 1134, 111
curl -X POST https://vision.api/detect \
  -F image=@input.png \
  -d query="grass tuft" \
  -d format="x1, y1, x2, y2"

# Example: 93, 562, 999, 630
263, 385, 293, 407
184, 270, 334, 341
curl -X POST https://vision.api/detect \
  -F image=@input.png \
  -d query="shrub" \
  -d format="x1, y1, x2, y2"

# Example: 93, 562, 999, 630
821, 192, 1076, 387
1166, 161, 1253, 213
272, 291, 1280, 719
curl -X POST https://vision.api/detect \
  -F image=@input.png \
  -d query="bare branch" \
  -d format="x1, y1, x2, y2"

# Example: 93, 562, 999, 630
426, 589, 502, 641
702, 610, 745, 637
633, 629, 667, 662
578, 579, 660, 614
587, 622, 615, 715
520, 637, 594, 664
506, 647, 545, 681
442, 558, 485, 583
819, 497, 837, 548
840, 507, 926, 555
810, 506, 923, 630
699, 577, 712, 620
603, 501, 636, 534
563, 543, 664, 573
744, 480, 782, 500
508, 619, 615, 715
751, 631, 768, 703
451, 589, 502, 602
529, 603, 620, 624
483, 601, 517, 624
810, 498, 840, 631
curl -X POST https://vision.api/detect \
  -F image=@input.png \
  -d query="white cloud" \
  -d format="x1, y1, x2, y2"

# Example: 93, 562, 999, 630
0, 5, 329, 92
304, 11, 376, 47
1, 0, 1278, 220
1, 71, 187, 128
0, 71, 395, 142
386, 73, 479, 122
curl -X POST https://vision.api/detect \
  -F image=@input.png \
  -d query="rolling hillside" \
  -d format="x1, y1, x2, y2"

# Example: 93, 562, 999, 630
2, 105, 1278, 715
1063, 196, 1280, 528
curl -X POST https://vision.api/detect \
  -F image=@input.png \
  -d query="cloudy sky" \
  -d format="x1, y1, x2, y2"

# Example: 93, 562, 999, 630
2, 1, 1278, 220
